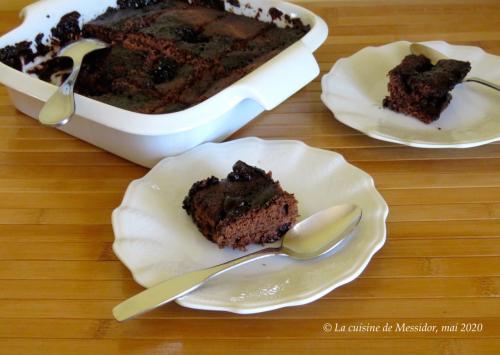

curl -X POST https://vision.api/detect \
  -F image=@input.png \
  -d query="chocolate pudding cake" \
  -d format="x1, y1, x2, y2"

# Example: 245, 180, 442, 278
383, 54, 471, 123
182, 161, 299, 249
0, 0, 309, 114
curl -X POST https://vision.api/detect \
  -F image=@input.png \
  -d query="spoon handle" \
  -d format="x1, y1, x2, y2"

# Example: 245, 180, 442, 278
113, 247, 282, 321
38, 64, 81, 126
464, 77, 500, 92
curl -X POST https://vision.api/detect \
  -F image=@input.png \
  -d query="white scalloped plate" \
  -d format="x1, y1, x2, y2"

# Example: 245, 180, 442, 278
321, 41, 500, 148
112, 138, 388, 313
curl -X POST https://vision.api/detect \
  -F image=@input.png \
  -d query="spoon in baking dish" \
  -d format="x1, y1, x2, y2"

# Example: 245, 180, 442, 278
410, 43, 500, 92
113, 204, 362, 321
38, 39, 109, 126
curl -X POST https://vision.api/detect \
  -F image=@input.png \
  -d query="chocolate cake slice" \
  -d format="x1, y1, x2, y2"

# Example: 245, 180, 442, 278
183, 161, 298, 249
383, 54, 471, 123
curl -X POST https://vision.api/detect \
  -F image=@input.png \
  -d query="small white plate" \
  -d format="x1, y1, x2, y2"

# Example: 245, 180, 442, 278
112, 138, 388, 313
321, 41, 500, 148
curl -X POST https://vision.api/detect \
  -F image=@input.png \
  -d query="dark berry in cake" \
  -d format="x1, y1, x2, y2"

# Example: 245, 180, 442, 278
227, 0, 240, 7
150, 57, 178, 84
34, 34, 50, 57
117, 0, 162, 9
50, 11, 81, 46
268, 7, 283, 21
0, 41, 35, 71
183, 161, 299, 249
383, 54, 471, 123
190, 0, 225, 11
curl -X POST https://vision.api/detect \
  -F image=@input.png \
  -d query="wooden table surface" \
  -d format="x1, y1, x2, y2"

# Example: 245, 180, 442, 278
0, 1, 499, 354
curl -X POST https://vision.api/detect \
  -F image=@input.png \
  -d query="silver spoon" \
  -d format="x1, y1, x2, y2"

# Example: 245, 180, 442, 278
410, 43, 500, 92
38, 39, 109, 126
113, 204, 362, 321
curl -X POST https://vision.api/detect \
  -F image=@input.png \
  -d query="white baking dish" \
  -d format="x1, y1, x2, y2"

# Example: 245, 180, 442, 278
0, 0, 328, 167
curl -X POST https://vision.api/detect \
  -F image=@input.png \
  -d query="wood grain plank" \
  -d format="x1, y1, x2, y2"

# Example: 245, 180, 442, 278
388, 220, 500, 239
0, 127, 75, 139
0, 152, 132, 166
373, 173, 500, 189
0, 208, 112, 225
0, 139, 102, 152
334, 146, 500, 162
0, 179, 131, 193
0, 298, 499, 320
380, 188, 500, 205
355, 159, 500, 174
0, 318, 498, 339
378, 239, 500, 257
0, 192, 122, 208
0, 276, 498, 300
0, 166, 147, 179
0, 338, 498, 355
387, 203, 500, 222
0, 224, 114, 242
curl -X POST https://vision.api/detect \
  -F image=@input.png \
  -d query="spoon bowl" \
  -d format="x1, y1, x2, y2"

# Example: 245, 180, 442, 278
282, 204, 362, 260
38, 39, 109, 126
59, 39, 108, 63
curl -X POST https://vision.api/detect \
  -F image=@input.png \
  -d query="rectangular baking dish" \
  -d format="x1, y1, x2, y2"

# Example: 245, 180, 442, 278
0, 0, 328, 167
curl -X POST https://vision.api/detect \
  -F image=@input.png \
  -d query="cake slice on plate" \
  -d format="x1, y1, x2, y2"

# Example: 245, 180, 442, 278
183, 161, 298, 249
383, 54, 471, 123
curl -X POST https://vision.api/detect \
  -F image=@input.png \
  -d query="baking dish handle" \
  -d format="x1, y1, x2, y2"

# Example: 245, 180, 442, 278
234, 41, 320, 110
20, 0, 71, 20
